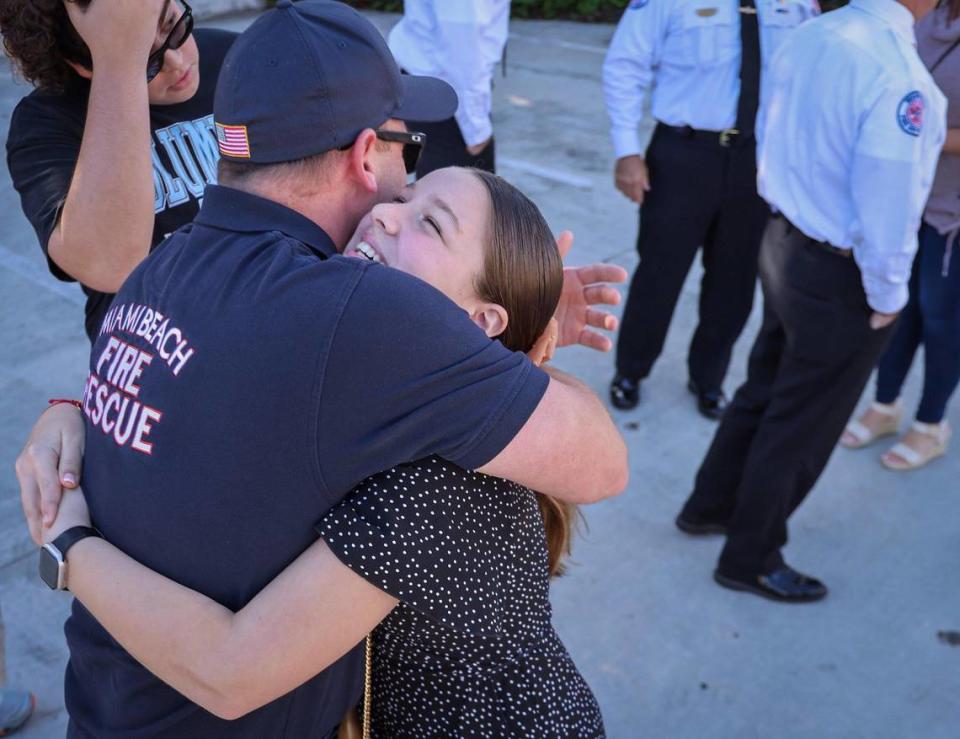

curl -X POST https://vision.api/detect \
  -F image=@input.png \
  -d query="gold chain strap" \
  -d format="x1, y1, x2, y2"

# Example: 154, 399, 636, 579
362, 633, 373, 739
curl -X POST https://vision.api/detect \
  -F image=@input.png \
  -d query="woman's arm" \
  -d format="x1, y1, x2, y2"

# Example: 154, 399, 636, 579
942, 128, 960, 156
49, 489, 396, 720
16, 403, 85, 545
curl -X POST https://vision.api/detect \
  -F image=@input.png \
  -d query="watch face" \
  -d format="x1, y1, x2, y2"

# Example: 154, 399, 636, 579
39, 545, 63, 590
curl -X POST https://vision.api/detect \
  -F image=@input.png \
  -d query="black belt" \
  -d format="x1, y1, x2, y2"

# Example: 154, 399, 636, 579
773, 212, 852, 258
659, 123, 754, 148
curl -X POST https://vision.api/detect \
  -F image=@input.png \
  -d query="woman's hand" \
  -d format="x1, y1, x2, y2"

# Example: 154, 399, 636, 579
527, 318, 559, 367
43, 487, 92, 546
554, 232, 628, 352
15, 403, 85, 545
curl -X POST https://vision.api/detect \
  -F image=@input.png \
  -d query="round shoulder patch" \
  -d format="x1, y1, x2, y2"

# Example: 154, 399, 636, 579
629, 0, 650, 9
897, 91, 925, 137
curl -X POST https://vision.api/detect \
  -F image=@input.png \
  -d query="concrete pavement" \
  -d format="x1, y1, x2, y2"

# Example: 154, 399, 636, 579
1, 10, 957, 738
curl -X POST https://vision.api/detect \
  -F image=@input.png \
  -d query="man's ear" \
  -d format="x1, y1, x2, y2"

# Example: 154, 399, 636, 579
469, 302, 509, 340
344, 129, 380, 195
66, 60, 93, 81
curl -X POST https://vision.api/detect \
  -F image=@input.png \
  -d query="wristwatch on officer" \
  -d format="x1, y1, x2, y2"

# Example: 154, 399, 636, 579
39, 526, 103, 591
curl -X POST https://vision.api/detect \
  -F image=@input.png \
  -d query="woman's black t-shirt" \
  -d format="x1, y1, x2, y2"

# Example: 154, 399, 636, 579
6, 28, 236, 341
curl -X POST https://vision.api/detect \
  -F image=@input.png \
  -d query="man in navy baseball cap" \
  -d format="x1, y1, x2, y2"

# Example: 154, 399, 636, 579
213, 0, 457, 164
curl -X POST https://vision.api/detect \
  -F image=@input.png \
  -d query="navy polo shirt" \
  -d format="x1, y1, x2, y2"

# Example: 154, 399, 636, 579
68, 185, 549, 738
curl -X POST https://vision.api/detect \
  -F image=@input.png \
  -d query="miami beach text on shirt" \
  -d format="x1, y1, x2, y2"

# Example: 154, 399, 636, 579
97, 302, 196, 376
82, 303, 197, 455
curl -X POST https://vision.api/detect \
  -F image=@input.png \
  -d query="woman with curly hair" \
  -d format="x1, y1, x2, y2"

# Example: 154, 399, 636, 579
3, 0, 235, 341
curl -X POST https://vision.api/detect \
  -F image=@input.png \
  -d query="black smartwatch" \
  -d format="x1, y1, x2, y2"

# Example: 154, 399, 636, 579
38, 526, 102, 591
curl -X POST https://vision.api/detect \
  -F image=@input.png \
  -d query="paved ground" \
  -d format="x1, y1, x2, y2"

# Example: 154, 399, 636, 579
1, 10, 958, 739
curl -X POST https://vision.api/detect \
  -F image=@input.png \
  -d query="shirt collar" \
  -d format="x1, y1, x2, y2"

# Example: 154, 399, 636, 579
194, 185, 338, 259
849, 0, 916, 44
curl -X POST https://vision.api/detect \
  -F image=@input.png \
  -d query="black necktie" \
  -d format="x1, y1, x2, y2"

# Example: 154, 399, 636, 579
735, 0, 761, 139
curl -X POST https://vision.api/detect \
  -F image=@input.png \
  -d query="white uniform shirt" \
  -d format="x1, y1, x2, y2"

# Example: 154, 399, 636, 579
757, 0, 946, 314
389, 0, 510, 147
603, 0, 818, 159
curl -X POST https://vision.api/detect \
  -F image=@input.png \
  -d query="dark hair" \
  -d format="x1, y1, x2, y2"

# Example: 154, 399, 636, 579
469, 169, 578, 577
945, 0, 960, 21
0, 0, 94, 92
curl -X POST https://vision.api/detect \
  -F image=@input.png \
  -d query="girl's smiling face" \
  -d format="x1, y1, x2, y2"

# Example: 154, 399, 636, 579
343, 167, 491, 311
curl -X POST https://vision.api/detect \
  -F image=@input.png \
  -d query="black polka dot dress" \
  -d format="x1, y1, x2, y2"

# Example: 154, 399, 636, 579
318, 456, 605, 738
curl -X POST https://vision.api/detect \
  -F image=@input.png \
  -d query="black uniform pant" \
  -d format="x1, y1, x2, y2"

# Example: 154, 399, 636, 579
616, 125, 770, 390
407, 116, 496, 177
680, 217, 896, 578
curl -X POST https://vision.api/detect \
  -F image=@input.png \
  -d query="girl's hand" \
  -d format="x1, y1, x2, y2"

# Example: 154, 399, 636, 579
527, 318, 559, 367
43, 487, 93, 546
554, 232, 627, 352
16, 403, 85, 545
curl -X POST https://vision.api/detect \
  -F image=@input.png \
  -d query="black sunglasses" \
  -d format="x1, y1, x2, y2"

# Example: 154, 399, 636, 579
375, 129, 427, 174
146, 0, 194, 83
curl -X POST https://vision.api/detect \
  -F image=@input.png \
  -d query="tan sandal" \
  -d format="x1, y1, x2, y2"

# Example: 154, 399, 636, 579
882, 421, 951, 471
840, 401, 902, 449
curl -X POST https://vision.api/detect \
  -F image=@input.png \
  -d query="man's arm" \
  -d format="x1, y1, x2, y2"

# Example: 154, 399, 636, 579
603, 1, 667, 203
47, 0, 167, 292
478, 367, 628, 504
433, 0, 510, 150
850, 82, 945, 316
318, 266, 628, 505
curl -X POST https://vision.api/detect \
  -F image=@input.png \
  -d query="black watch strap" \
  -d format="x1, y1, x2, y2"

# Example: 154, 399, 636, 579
52, 526, 102, 559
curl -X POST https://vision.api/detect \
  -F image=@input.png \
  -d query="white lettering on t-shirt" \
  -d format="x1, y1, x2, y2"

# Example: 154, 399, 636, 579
152, 114, 219, 213
84, 302, 196, 456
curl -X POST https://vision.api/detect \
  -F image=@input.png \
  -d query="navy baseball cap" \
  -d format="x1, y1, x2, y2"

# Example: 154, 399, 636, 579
213, 0, 457, 163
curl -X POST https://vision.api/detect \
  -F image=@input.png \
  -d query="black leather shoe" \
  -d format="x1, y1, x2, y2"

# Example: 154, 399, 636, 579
610, 374, 641, 410
675, 512, 728, 536
688, 380, 727, 420
713, 565, 828, 603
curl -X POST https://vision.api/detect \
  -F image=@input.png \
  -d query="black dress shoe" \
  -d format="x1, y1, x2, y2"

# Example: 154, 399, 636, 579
713, 565, 828, 603
675, 512, 728, 536
688, 380, 727, 420
610, 374, 641, 410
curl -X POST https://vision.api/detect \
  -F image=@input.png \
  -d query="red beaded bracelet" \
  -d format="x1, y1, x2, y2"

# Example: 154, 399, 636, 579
48, 398, 83, 411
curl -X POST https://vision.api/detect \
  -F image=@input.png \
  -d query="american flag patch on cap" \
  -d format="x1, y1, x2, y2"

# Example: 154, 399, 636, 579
215, 122, 251, 158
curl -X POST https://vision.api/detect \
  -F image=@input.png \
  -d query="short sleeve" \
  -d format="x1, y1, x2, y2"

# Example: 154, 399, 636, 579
317, 457, 532, 635
316, 261, 548, 498
6, 93, 84, 282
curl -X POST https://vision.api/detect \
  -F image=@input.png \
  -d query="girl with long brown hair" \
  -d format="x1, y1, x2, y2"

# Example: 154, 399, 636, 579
43, 166, 606, 737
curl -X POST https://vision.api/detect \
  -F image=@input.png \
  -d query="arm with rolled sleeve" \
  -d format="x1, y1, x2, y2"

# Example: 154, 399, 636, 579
435, 0, 509, 148
850, 83, 945, 313
603, 1, 670, 159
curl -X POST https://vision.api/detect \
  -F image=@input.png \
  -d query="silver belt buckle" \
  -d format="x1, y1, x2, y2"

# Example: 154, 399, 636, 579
719, 128, 739, 147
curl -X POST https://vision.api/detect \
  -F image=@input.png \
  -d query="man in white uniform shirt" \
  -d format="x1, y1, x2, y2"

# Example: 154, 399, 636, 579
604, 0, 817, 418
389, 0, 508, 175
677, 0, 946, 602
